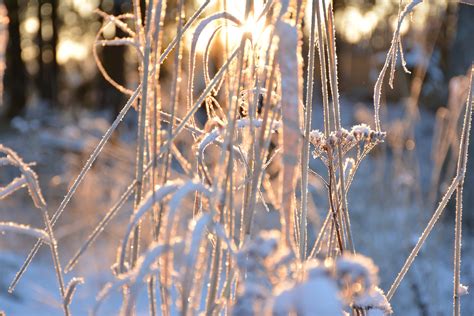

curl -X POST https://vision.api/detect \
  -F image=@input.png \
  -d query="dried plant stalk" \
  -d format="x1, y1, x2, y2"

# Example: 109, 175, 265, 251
0, 145, 70, 315
453, 64, 473, 316
276, 20, 302, 249
387, 65, 473, 303
9, 85, 142, 292
0, 222, 51, 243
0, 176, 27, 200
299, 0, 317, 261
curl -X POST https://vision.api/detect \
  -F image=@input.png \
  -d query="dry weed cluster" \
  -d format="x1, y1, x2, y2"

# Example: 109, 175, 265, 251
0, 0, 473, 315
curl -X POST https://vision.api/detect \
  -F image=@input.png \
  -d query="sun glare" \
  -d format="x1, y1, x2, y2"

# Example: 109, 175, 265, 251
242, 13, 266, 42
57, 39, 88, 64
191, 0, 268, 53
220, 12, 266, 48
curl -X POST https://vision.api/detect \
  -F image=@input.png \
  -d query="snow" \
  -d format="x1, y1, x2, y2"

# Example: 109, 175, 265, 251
354, 287, 393, 315
271, 262, 343, 316
458, 284, 469, 296
232, 230, 394, 315
0, 252, 148, 315
336, 254, 379, 293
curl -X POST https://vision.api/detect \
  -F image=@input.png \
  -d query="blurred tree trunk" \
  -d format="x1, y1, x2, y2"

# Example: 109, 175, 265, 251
3, 0, 27, 119
36, 0, 58, 107
99, 0, 126, 118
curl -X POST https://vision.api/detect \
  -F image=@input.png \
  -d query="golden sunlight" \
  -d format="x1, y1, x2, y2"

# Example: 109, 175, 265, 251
57, 39, 88, 64
191, 0, 267, 53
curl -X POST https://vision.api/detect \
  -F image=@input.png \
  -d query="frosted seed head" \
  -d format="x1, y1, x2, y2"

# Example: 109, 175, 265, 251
369, 130, 376, 142
340, 128, 349, 139
376, 131, 387, 142
346, 134, 355, 143
309, 130, 324, 146
351, 124, 371, 141
328, 134, 337, 147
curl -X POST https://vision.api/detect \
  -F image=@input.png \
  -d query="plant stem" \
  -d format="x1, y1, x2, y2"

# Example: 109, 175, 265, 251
300, 0, 317, 261
453, 65, 472, 316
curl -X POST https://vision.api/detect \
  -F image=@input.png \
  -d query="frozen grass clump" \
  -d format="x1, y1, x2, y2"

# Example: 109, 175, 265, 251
234, 230, 392, 315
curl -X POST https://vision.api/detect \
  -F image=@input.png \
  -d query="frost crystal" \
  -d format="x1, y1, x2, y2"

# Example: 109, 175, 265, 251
458, 284, 469, 296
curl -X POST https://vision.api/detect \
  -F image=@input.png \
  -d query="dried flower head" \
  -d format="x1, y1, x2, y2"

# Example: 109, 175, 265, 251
309, 125, 386, 164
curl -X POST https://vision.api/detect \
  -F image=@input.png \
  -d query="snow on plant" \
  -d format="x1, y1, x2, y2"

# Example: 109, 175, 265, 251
234, 230, 392, 315
0, 0, 472, 315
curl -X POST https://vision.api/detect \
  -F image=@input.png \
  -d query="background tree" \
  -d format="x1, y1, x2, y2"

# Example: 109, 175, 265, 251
36, 0, 59, 106
98, 0, 128, 118
3, 0, 27, 119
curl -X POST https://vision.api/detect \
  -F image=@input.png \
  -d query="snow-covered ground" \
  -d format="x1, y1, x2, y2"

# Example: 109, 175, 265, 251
1, 99, 473, 315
